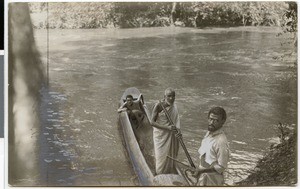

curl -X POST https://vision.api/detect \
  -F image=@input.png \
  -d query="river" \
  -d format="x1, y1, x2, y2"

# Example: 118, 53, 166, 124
20, 26, 296, 186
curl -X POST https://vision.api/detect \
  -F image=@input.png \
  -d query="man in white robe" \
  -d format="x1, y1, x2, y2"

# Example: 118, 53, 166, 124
151, 88, 181, 175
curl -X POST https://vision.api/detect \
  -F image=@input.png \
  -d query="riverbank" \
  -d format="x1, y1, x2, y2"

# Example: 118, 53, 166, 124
28, 2, 289, 29
237, 129, 297, 186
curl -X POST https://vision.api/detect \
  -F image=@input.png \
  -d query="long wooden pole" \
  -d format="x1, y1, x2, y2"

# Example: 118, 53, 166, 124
167, 155, 199, 186
159, 101, 196, 168
167, 155, 195, 170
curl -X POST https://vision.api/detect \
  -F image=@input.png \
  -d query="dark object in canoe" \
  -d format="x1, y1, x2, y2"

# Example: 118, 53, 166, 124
118, 87, 188, 186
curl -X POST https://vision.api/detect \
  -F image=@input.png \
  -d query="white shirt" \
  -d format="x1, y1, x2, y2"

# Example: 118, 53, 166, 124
198, 128, 229, 174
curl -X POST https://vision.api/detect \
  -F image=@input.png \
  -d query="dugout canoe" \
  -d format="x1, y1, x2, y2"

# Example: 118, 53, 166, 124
118, 87, 188, 186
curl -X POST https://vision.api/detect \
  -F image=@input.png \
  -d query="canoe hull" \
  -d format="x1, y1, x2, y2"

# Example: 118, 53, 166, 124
119, 112, 154, 185
118, 87, 154, 185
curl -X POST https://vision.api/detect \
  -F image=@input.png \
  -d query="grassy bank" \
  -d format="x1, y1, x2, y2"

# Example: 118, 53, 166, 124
237, 125, 297, 186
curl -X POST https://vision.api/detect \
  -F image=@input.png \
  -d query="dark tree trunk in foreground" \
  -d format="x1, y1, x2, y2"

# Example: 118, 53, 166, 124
9, 2, 44, 185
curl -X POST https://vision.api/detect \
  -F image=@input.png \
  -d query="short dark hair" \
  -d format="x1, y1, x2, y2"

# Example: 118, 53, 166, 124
208, 107, 227, 121
164, 87, 175, 95
126, 95, 133, 100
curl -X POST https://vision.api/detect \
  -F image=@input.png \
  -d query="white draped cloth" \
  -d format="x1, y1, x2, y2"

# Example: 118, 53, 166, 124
153, 103, 180, 174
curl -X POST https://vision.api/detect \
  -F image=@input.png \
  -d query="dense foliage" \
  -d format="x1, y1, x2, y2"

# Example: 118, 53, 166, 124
282, 2, 297, 33
30, 3, 114, 29
29, 2, 291, 29
276, 2, 297, 67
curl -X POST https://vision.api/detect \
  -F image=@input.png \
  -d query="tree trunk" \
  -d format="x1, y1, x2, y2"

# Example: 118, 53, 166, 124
170, 2, 177, 25
9, 2, 44, 185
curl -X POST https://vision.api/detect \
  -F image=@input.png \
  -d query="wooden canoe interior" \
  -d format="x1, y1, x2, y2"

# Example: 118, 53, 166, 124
120, 88, 156, 177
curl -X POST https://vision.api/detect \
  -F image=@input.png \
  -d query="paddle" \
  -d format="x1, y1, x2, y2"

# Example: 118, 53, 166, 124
167, 155, 196, 171
167, 155, 199, 186
159, 100, 196, 169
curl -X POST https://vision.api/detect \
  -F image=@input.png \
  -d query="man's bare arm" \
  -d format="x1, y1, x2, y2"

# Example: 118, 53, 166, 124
137, 93, 143, 102
117, 102, 127, 113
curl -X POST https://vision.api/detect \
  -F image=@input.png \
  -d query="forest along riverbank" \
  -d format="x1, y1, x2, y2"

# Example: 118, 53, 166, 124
29, 2, 290, 29
34, 26, 296, 186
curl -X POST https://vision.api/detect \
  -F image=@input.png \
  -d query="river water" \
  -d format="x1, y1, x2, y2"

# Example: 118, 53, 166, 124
28, 27, 296, 186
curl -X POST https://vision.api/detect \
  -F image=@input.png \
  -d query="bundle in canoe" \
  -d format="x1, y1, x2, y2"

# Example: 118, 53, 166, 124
118, 87, 188, 186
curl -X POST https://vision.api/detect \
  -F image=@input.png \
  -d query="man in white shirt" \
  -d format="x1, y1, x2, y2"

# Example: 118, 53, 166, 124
193, 107, 229, 186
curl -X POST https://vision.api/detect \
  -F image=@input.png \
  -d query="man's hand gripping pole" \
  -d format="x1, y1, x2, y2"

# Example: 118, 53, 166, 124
159, 100, 196, 168
167, 156, 200, 186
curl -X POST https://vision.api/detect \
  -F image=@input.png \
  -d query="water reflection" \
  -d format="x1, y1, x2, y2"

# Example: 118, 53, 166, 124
39, 87, 77, 186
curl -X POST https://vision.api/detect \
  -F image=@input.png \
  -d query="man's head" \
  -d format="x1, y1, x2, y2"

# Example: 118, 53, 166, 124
207, 107, 226, 132
126, 95, 134, 106
164, 88, 175, 105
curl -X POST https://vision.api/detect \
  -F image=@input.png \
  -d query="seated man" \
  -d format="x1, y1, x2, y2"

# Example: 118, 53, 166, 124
118, 94, 144, 129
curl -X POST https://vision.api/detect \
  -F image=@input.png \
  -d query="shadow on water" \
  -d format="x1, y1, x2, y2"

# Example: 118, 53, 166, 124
39, 86, 78, 186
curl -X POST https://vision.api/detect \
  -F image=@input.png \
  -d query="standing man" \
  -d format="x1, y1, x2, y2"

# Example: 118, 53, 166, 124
150, 88, 181, 175
192, 107, 229, 186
